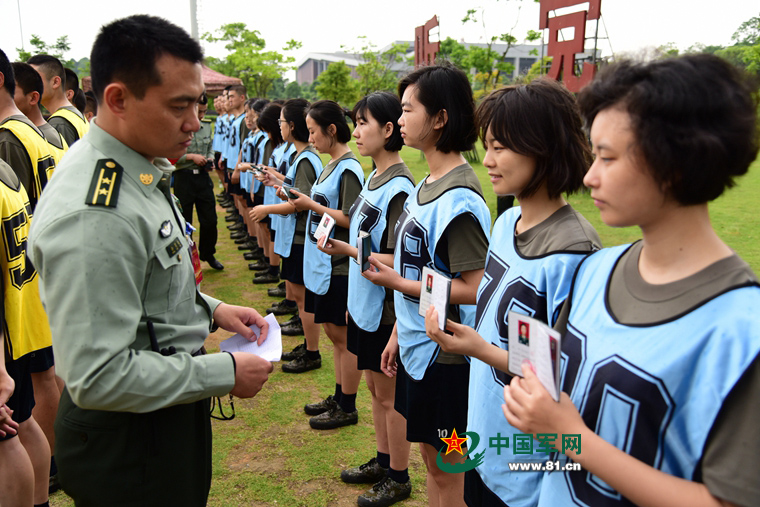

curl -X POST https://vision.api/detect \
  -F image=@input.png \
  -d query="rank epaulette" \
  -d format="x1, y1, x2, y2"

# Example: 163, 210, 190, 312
86, 159, 123, 207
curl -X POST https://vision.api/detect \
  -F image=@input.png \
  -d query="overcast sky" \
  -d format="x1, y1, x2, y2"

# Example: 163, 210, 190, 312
1, 0, 757, 81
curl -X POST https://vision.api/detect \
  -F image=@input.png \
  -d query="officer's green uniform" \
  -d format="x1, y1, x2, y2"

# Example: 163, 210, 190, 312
173, 119, 218, 260
28, 121, 236, 506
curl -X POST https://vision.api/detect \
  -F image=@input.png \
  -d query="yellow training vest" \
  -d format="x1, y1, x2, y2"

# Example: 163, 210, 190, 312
0, 166, 52, 359
51, 107, 90, 140
0, 118, 56, 206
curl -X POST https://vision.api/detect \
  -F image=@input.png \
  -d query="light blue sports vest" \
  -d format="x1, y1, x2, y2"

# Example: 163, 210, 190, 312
538, 244, 760, 507
303, 154, 364, 295
273, 148, 323, 258
469, 207, 591, 507
223, 113, 245, 166
239, 131, 257, 193
347, 169, 415, 331
212, 114, 228, 153
393, 180, 491, 380
264, 142, 290, 216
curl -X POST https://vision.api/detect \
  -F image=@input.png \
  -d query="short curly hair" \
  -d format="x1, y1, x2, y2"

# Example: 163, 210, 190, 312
578, 54, 759, 205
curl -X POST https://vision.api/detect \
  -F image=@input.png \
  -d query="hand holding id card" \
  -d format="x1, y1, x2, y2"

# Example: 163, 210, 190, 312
418, 267, 451, 330
507, 312, 562, 401
314, 213, 336, 244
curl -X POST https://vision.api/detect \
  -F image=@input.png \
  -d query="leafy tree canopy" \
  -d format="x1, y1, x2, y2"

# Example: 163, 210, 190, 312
203, 23, 301, 98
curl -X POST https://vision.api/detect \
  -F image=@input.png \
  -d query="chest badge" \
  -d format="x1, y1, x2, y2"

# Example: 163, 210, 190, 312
140, 173, 154, 185
160, 220, 173, 238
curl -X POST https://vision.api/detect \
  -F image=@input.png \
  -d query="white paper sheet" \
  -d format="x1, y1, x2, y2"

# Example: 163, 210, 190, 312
219, 313, 282, 362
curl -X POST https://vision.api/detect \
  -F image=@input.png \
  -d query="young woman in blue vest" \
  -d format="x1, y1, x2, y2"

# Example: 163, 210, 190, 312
286, 100, 365, 430
502, 55, 760, 507
252, 102, 291, 285
250, 99, 324, 371
318, 92, 415, 506
363, 63, 491, 507
234, 99, 266, 255
424, 78, 601, 507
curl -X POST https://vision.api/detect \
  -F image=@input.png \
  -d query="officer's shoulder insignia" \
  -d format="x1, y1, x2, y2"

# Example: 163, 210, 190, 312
86, 159, 123, 207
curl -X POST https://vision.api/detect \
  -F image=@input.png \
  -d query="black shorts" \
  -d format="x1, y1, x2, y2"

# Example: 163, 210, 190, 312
394, 358, 470, 452
347, 315, 394, 373
28, 345, 54, 372
269, 228, 276, 242
259, 215, 271, 228
229, 181, 243, 196
280, 241, 305, 285
253, 193, 264, 207
1, 352, 35, 440
464, 469, 508, 507
305, 275, 348, 326
244, 192, 255, 207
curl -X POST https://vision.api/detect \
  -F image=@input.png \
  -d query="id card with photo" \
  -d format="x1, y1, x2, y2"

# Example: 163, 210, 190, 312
507, 312, 561, 401
418, 266, 451, 330
282, 185, 300, 199
314, 213, 336, 243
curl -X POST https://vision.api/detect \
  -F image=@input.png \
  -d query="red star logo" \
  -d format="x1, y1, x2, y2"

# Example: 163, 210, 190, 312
440, 428, 468, 455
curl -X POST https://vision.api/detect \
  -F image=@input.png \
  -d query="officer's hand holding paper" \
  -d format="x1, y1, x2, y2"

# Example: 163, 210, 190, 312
220, 313, 283, 362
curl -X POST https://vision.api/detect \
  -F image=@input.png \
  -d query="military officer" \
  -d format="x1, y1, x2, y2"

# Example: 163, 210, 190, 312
27, 15, 273, 506
173, 91, 222, 270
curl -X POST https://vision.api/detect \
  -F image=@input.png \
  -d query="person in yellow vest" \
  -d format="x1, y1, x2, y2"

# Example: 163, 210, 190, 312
0, 50, 56, 209
27, 55, 89, 146
11, 62, 68, 165
0, 157, 52, 507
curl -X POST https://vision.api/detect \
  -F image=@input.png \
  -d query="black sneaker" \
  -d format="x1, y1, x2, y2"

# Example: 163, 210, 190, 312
281, 343, 306, 361
244, 251, 259, 261
281, 354, 321, 373
237, 241, 257, 251
281, 319, 304, 336
268, 282, 287, 298
230, 231, 247, 240
267, 299, 298, 316
224, 214, 239, 222
304, 394, 337, 415
227, 222, 245, 230
253, 272, 279, 284
309, 404, 358, 430
341, 457, 388, 484
357, 476, 412, 507
249, 261, 269, 271
234, 236, 251, 244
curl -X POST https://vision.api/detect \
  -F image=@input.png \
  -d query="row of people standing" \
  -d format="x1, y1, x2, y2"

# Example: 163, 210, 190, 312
223, 54, 758, 507
0, 50, 91, 506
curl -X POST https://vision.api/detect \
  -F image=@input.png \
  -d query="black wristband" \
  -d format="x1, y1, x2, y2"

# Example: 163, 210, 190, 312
225, 351, 236, 374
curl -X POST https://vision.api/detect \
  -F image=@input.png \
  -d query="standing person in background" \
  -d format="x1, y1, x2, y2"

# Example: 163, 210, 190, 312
288, 100, 364, 429
27, 15, 273, 505
319, 91, 415, 507
251, 99, 323, 363
425, 79, 601, 507
27, 55, 88, 146
0, 154, 51, 507
11, 62, 68, 165
173, 91, 222, 270
364, 64, 491, 507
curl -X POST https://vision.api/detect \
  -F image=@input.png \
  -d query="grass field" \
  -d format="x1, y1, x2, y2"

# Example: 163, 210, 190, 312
50, 146, 760, 507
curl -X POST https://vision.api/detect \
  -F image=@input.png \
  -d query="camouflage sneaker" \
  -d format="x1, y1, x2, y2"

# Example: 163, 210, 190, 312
340, 457, 387, 484
358, 476, 412, 507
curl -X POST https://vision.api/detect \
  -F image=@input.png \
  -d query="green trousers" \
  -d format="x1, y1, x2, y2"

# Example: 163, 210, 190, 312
55, 389, 212, 506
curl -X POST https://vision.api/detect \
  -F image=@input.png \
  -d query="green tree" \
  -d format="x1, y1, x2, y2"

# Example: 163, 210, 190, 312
203, 23, 301, 98
285, 81, 302, 99
459, 0, 542, 91
438, 37, 470, 70
345, 38, 411, 95
315, 61, 359, 106
731, 13, 760, 46
17, 34, 71, 61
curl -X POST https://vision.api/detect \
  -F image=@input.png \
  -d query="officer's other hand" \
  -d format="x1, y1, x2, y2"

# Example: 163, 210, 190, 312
213, 303, 269, 345
189, 154, 207, 166
229, 353, 273, 398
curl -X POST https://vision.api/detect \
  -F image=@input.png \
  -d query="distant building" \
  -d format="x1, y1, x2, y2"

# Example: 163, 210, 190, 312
295, 40, 553, 86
